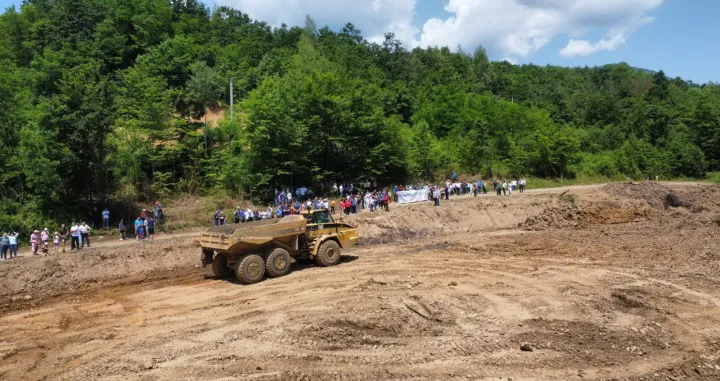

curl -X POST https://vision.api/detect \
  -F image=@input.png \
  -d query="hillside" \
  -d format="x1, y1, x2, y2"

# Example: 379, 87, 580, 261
1, 0, 720, 234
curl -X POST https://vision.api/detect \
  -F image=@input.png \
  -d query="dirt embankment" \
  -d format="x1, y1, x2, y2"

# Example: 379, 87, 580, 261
0, 240, 202, 312
521, 182, 720, 230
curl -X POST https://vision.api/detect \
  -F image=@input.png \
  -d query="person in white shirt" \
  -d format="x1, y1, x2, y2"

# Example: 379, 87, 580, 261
70, 222, 81, 250
79, 222, 91, 248
7, 232, 18, 258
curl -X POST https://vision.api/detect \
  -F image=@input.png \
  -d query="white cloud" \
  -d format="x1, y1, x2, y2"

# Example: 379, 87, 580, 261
559, 16, 652, 56
218, 0, 664, 60
220, 0, 419, 47
417, 0, 664, 59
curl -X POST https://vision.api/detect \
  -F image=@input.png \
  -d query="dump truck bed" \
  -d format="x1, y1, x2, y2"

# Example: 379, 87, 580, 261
200, 215, 307, 253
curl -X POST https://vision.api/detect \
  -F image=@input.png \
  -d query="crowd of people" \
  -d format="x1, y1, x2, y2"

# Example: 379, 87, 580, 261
0, 202, 166, 259
0, 221, 93, 260
210, 176, 527, 225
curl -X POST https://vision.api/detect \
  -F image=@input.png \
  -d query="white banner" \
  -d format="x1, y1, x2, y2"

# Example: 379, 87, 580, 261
397, 189, 430, 204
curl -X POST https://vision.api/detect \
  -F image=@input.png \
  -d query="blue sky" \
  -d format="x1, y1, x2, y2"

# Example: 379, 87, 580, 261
1, 0, 717, 83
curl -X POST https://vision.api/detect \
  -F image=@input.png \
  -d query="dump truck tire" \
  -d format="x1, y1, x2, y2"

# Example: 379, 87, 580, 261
211, 254, 232, 278
315, 240, 341, 267
235, 254, 265, 284
266, 248, 291, 278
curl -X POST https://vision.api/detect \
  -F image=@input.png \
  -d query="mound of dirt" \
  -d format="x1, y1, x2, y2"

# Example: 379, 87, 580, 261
602, 182, 683, 210
675, 184, 720, 213
0, 240, 201, 312
347, 195, 555, 244
520, 199, 657, 231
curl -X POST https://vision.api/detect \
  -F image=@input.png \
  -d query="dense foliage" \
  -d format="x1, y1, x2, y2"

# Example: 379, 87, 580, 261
1, 0, 720, 230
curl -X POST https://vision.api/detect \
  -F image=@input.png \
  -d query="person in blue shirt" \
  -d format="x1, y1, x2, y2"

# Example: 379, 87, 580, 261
234, 207, 242, 223
451, 171, 457, 182
102, 208, 110, 229
277, 206, 284, 218
146, 216, 156, 240
0, 233, 8, 260
134, 217, 144, 241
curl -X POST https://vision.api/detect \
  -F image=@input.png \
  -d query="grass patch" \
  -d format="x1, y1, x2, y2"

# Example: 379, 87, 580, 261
525, 175, 617, 190
706, 172, 720, 184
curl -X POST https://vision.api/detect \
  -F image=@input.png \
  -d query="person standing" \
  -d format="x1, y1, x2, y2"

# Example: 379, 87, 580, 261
451, 171, 457, 183
433, 187, 441, 207
213, 209, 220, 226
0, 233, 8, 260
8, 231, 18, 258
70, 222, 81, 250
154, 202, 164, 221
59, 224, 68, 252
53, 232, 60, 254
30, 230, 39, 256
234, 207, 242, 224
135, 217, 144, 241
146, 216, 156, 240
118, 218, 126, 240
519, 178, 526, 193
79, 222, 91, 248
383, 192, 390, 211
102, 208, 110, 229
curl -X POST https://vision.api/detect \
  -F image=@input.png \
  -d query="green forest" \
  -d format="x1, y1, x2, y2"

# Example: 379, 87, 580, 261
1, 0, 720, 231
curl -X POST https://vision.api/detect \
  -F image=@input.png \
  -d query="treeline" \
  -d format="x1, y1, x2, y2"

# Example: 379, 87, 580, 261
1, 0, 720, 231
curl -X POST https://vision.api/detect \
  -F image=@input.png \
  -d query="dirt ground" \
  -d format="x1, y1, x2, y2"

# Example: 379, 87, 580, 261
1, 182, 720, 381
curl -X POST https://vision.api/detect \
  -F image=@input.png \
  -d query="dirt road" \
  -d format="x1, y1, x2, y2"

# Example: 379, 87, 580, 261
1, 182, 720, 380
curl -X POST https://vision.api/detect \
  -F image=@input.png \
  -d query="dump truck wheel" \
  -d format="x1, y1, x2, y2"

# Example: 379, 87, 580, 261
266, 248, 291, 278
235, 254, 265, 284
315, 240, 341, 267
211, 254, 233, 278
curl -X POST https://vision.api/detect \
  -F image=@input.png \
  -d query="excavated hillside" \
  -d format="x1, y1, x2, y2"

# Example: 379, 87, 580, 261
2, 182, 720, 381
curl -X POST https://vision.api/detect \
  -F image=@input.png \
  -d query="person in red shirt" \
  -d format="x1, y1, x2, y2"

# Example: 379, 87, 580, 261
384, 192, 390, 211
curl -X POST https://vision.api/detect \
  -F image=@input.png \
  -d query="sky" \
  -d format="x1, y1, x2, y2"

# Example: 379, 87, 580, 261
1, 0, 717, 83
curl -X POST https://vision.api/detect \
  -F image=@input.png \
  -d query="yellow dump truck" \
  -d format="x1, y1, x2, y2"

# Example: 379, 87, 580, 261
200, 210, 359, 284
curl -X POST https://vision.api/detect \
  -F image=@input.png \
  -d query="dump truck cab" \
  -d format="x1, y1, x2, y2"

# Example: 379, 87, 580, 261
200, 209, 358, 284
301, 209, 358, 250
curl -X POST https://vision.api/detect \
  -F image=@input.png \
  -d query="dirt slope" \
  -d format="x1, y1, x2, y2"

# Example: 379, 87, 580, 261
1, 182, 720, 381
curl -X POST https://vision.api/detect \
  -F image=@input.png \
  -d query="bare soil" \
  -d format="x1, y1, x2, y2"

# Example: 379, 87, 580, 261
1, 182, 720, 381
